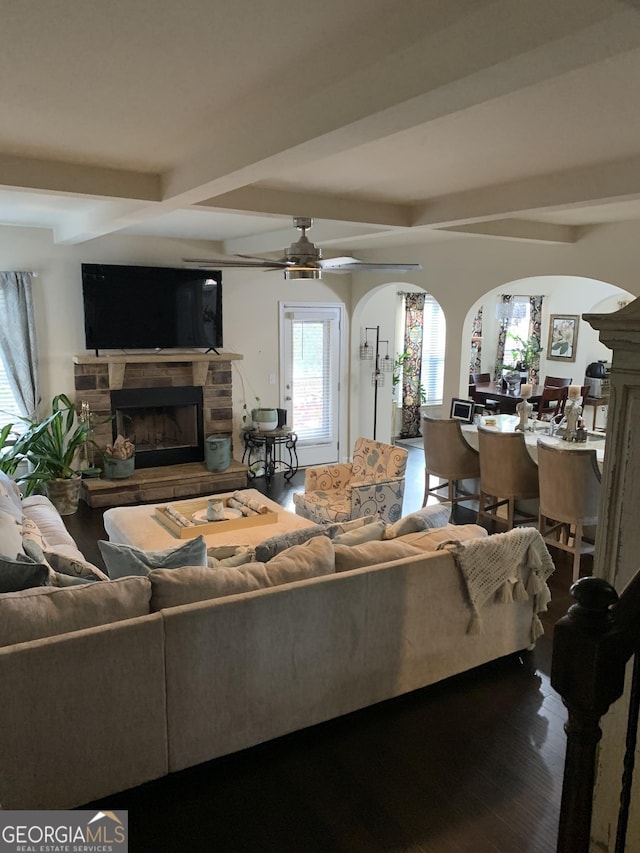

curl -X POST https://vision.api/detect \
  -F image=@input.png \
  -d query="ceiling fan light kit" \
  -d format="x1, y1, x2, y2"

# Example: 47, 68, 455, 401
184, 217, 422, 280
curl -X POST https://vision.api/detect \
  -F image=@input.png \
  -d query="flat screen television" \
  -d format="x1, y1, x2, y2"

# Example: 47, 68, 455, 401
82, 263, 222, 351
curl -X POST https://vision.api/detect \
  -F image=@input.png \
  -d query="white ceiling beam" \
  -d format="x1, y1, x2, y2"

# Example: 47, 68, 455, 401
0, 154, 159, 202
197, 187, 412, 230
223, 219, 398, 256
43, 0, 640, 243
161, 0, 631, 204
412, 156, 640, 228
437, 219, 577, 244
53, 200, 161, 245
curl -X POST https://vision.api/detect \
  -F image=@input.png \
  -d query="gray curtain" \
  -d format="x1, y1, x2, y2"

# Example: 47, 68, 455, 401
0, 272, 40, 420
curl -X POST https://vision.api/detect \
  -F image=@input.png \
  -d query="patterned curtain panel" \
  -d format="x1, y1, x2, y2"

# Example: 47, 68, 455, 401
494, 294, 512, 380
0, 272, 40, 420
470, 306, 483, 374
400, 293, 425, 438
528, 296, 543, 384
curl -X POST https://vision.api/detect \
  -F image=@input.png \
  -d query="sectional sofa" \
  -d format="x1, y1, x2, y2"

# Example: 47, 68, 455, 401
0, 473, 555, 809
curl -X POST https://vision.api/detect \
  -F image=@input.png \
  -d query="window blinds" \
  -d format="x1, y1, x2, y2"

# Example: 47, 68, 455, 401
420, 295, 446, 404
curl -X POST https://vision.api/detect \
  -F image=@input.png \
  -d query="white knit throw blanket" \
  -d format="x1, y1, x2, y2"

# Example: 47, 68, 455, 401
437, 527, 556, 642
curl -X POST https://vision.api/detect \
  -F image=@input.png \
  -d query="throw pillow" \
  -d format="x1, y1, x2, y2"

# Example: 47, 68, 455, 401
150, 535, 336, 611
0, 553, 50, 593
51, 572, 96, 587
254, 525, 329, 562
44, 549, 109, 582
383, 503, 452, 539
265, 534, 335, 584
399, 524, 488, 552
325, 516, 377, 538
331, 519, 387, 546
333, 539, 423, 572
19, 515, 46, 555
206, 544, 253, 561
98, 535, 207, 579
208, 550, 256, 568
0, 470, 23, 521
0, 509, 25, 560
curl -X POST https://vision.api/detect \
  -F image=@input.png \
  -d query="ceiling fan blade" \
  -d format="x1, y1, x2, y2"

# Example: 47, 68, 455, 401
320, 257, 422, 273
182, 257, 289, 269
235, 253, 294, 266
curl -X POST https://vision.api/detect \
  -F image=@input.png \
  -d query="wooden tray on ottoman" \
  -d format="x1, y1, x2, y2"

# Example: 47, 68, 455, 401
154, 496, 278, 540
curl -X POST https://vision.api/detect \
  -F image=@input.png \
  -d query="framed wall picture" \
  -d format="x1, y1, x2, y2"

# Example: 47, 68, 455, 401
547, 314, 579, 362
449, 398, 476, 423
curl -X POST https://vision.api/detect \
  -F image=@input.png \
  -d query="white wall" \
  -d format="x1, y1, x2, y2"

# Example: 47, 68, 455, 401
467, 276, 631, 388
0, 227, 349, 459
4, 218, 640, 463
352, 222, 640, 420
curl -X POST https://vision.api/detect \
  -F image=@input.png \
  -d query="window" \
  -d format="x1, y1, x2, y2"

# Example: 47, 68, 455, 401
503, 299, 532, 366
420, 295, 446, 404
0, 359, 23, 433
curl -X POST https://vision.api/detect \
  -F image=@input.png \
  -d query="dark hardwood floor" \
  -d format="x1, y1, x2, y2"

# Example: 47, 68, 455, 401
65, 443, 578, 852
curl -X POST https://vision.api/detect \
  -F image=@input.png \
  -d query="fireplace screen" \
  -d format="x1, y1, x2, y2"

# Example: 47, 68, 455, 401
110, 386, 204, 468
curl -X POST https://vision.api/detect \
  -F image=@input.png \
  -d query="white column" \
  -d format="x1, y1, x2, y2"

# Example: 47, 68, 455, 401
583, 297, 640, 849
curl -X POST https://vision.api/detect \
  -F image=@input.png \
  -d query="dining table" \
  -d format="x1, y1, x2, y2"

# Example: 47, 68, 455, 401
471, 382, 542, 415
461, 414, 606, 473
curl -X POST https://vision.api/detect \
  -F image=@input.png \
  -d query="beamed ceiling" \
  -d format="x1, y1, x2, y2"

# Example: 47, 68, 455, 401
2, 0, 640, 259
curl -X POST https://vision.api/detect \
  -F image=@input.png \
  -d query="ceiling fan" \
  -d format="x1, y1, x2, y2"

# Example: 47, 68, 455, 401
183, 217, 422, 280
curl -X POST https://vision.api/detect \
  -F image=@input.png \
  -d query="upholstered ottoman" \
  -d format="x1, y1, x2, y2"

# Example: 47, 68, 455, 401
103, 488, 317, 551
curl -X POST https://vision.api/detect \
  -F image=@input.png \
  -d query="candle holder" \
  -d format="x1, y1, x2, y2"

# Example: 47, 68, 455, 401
515, 385, 533, 432
564, 397, 582, 441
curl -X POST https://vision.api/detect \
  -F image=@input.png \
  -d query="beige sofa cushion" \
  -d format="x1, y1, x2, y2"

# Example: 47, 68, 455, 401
334, 539, 424, 572
400, 523, 488, 552
22, 495, 84, 555
150, 535, 336, 610
0, 576, 151, 647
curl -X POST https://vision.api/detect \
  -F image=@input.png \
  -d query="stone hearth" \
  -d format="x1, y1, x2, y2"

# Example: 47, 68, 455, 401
73, 353, 248, 506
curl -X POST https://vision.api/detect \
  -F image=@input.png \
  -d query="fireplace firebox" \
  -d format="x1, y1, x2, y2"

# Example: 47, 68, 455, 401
110, 386, 204, 468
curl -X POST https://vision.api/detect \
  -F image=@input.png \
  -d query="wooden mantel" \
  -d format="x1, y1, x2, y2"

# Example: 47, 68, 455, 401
73, 352, 242, 390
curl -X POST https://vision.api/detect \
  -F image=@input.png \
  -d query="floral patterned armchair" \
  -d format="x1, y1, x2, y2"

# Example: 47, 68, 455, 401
292, 437, 408, 525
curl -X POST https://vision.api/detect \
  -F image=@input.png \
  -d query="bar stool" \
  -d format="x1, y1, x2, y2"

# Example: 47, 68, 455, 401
476, 426, 539, 530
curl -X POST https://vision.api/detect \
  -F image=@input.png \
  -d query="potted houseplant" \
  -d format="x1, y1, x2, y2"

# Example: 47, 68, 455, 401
19, 393, 94, 514
0, 422, 36, 480
500, 333, 542, 387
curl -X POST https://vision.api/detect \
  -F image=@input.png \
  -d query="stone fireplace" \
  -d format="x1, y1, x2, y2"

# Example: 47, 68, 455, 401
73, 353, 248, 506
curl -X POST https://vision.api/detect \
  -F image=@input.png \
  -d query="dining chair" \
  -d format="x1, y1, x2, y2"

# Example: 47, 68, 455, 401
476, 426, 539, 530
422, 415, 480, 506
469, 372, 500, 413
543, 376, 572, 387
537, 441, 602, 581
536, 386, 569, 420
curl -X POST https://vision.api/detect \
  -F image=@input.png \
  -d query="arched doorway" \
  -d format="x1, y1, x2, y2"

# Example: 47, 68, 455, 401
461, 275, 633, 397
352, 283, 445, 443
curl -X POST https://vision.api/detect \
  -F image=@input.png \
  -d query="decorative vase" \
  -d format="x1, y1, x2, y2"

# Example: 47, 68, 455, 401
103, 455, 135, 480
205, 435, 231, 472
503, 370, 520, 393
44, 476, 82, 516
251, 408, 278, 431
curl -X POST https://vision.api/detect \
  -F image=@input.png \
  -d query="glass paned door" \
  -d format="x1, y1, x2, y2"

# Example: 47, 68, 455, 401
281, 303, 342, 467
